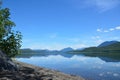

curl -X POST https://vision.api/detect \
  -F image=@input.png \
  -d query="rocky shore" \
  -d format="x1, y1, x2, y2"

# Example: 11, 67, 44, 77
0, 61, 84, 80
0, 50, 84, 80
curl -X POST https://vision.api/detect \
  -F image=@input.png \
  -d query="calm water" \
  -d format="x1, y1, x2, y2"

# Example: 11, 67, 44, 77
17, 54, 120, 80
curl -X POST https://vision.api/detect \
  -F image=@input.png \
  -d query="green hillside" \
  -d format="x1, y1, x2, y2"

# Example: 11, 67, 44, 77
72, 42, 120, 60
20, 49, 34, 53
81, 42, 120, 53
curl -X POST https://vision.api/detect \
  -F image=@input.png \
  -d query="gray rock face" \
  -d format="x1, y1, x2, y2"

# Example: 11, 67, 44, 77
0, 50, 18, 71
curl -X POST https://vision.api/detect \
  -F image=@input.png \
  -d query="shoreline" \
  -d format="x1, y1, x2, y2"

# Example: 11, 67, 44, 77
12, 60, 85, 80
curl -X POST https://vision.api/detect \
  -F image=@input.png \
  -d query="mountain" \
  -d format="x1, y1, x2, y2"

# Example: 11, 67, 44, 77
60, 47, 74, 52
71, 41, 120, 60
79, 41, 120, 53
98, 41, 119, 47
76, 48, 85, 51
20, 48, 33, 53
21, 48, 53, 53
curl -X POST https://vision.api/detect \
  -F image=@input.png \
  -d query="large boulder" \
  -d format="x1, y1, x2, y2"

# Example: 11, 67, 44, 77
0, 50, 18, 71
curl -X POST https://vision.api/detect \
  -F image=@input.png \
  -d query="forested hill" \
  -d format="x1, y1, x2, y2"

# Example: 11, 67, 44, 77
80, 42, 120, 53
71, 41, 120, 60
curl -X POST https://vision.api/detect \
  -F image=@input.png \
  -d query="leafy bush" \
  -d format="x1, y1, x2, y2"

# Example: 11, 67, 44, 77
0, 7, 22, 57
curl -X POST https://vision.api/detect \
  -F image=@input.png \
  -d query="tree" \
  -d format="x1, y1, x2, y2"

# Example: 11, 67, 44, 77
0, 6, 22, 57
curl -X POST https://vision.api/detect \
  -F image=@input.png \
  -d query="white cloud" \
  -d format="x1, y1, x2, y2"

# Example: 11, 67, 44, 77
71, 44, 88, 49
95, 39, 104, 44
84, 0, 120, 12
22, 42, 88, 50
115, 26, 120, 30
97, 26, 120, 33
97, 29, 102, 32
109, 28, 115, 31
92, 36, 100, 39
29, 43, 66, 50
103, 30, 109, 33
92, 36, 104, 45
67, 38, 89, 48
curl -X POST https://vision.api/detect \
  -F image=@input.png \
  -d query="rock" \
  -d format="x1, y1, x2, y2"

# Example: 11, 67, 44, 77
19, 67, 35, 74
0, 50, 18, 71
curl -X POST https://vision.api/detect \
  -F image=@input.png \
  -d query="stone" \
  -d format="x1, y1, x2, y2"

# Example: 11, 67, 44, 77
0, 50, 18, 71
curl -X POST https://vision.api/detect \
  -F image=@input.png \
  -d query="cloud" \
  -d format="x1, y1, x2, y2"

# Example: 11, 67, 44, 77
97, 29, 102, 32
97, 26, 120, 33
103, 30, 109, 33
115, 26, 120, 30
84, 0, 120, 12
109, 28, 115, 31
92, 36, 100, 39
95, 39, 104, 44
22, 41, 88, 50
67, 38, 88, 48
92, 36, 104, 45
71, 44, 88, 49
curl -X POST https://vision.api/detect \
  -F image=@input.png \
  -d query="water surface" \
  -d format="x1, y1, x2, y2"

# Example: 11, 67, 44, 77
17, 54, 120, 80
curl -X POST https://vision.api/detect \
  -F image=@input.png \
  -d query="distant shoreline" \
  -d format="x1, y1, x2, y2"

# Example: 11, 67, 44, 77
14, 60, 85, 80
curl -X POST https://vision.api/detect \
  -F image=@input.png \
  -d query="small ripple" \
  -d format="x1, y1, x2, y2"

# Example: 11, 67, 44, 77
99, 73, 104, 76
92, 66, 102, 69
107, 72, 112, 74
113, 73, 119, 77
114, 64, 120, 67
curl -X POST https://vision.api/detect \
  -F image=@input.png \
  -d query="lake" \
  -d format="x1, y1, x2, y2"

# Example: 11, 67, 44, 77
16, 53, 120, 80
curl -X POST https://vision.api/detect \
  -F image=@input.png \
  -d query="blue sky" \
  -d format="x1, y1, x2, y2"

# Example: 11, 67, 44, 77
3, 0, 120, 50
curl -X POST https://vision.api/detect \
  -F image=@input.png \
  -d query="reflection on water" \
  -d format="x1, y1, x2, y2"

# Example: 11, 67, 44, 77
17, 54, 120, 80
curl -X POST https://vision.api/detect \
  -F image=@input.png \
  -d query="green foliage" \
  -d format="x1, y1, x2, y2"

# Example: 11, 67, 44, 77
0, 7, 22, 57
